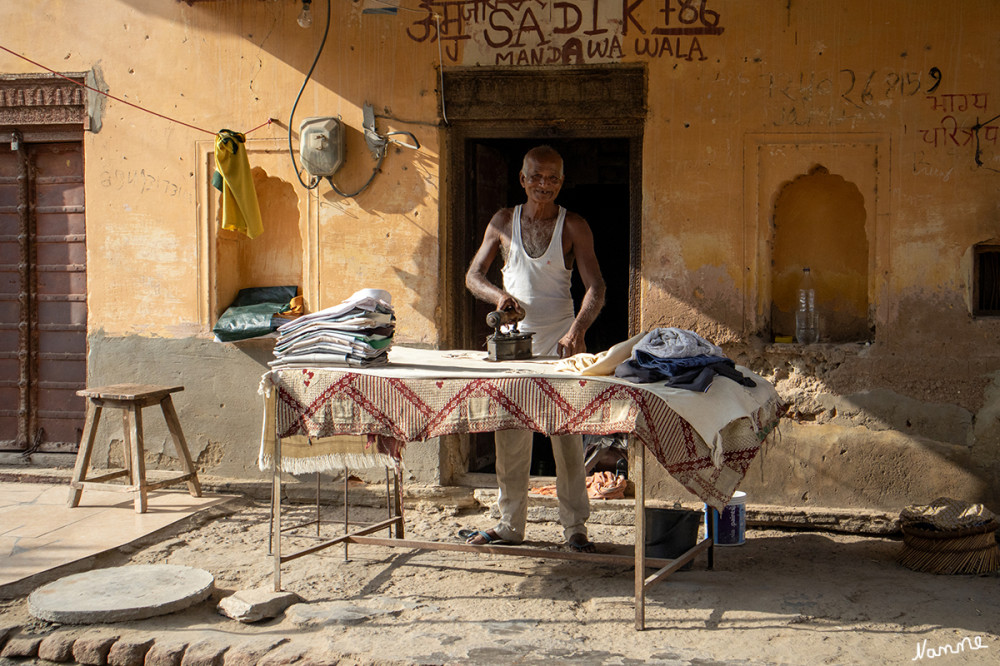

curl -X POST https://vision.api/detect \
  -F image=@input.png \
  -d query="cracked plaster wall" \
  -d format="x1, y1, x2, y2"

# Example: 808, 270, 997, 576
1, 1, 997, 514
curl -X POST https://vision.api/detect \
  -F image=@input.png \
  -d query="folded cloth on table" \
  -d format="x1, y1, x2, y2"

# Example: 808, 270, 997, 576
611, 327, 755, 391
633, 327, 723, 360
616, 355, 756, 391
554, 331, 646, 375
270, 288, 395, 369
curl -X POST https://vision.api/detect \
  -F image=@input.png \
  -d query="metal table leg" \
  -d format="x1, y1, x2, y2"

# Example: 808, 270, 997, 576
272, 434, 282, 592
635, 437, 646, 630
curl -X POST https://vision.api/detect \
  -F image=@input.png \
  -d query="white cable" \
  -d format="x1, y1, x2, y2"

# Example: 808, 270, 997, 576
435, 14, 448, 125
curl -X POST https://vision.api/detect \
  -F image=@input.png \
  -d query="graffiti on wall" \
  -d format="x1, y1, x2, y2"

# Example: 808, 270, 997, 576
100, 168, 182, 197
761, 68, 944, 127
921, 94, 1000, 173
405, 0, 725, 65
920, 94, 992, 148
918, 92, 1000, 173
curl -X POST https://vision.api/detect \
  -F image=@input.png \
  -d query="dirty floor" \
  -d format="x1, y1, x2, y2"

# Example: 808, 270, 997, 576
0, 481, 998, 665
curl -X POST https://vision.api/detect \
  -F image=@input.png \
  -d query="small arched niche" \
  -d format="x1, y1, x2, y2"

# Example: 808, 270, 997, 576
215, 167, 303, 318
770, 165, 870, 342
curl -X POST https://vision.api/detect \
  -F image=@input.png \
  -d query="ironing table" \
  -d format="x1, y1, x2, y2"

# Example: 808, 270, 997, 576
258, 346, 781, 630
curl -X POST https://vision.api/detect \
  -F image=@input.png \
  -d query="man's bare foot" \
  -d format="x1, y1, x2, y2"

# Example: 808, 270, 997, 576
567, 533, 596, 553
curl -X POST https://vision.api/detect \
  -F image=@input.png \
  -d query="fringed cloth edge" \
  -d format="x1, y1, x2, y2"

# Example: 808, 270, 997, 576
259, 372, 404, 472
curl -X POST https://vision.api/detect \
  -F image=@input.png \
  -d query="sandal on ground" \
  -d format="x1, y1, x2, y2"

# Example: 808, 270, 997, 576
567, 534, 596, 553
458, 528, 506, 545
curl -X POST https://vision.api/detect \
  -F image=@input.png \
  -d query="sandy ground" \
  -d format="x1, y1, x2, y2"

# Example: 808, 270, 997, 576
1, 496, 998, 665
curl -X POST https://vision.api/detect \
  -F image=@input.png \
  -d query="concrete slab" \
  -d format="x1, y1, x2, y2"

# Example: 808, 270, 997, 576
0, 481, 237, 594
27, 564, 214, 624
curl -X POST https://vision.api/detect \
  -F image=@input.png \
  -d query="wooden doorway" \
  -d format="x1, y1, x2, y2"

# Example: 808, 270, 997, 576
440, 66, 645, 476
0, 140, 87, 454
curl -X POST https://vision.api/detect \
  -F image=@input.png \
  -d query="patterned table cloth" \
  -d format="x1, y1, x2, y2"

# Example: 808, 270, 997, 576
259, 347, 782, 511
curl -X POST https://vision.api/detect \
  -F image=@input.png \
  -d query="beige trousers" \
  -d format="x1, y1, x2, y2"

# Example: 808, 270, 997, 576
492, 429, 590, 543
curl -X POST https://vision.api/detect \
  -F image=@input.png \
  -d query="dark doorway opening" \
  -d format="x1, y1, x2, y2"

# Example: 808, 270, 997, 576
464, 137, 632, 475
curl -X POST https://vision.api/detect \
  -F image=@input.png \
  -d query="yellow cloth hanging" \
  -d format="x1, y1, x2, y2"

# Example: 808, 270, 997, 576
214, 130, 263, 239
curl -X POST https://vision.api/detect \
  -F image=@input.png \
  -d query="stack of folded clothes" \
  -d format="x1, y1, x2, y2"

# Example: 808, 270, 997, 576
269, 288, 394, 369
614, 327, 755, 391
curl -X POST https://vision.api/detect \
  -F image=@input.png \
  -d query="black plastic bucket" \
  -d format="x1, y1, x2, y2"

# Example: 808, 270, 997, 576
644, 508, 702, 569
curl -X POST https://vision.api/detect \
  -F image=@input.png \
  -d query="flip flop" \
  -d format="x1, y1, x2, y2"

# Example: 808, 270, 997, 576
458, 529, 505, 545
567, 536, 596, 553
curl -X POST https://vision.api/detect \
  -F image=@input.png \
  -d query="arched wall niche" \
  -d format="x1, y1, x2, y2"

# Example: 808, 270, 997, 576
742, 134, 890, 344
770, 165, 870, 342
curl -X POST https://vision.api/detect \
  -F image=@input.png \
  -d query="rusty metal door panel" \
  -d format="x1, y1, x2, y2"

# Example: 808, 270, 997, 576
0, 147, 21, 447
33, 143, 87, 452
0, 142, 86, 453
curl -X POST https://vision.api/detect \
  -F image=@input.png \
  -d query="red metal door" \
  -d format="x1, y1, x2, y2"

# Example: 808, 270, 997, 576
0, 140, 86, 453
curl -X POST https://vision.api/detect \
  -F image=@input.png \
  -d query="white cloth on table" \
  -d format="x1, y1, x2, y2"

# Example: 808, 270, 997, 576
553, 331, 647, 376
365, 347, 777, 459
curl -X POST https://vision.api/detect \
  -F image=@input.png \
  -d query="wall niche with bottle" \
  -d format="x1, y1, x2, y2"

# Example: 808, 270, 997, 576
769, 165, 871, 344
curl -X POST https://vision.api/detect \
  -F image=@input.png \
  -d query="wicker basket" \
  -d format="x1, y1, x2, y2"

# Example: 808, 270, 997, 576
898, 519, 1000, 575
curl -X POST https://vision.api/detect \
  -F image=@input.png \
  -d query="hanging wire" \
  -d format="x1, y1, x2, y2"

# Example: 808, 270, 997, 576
326, 149, 386, 198
0, 43, 271, 137
287, 0, 332, 190
435, 13, 448, 125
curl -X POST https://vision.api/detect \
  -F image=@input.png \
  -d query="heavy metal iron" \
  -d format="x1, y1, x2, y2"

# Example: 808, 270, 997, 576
485, 308, 533, 361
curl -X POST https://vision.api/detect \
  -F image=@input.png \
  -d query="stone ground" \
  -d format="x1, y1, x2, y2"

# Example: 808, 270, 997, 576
1, 495, 998, 665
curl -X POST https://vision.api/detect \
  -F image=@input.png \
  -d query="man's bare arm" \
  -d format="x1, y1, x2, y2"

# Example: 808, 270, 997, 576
557, 215, 606, 357
465, 210, 522, 313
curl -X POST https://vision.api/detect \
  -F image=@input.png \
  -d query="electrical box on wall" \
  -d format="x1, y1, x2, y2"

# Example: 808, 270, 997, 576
299, 117, 344, 177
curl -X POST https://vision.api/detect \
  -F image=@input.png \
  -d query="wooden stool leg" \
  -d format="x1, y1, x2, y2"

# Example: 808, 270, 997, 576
121, 407, 134, 485
160, 395, 202, 497
67, 402, 102, 507
128, 405, 148, 514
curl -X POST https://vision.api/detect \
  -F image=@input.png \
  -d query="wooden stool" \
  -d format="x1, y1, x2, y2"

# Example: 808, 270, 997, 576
68, 384, 202, 513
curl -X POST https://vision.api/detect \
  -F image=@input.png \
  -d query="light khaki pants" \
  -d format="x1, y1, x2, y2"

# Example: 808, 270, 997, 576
493, 429, 590, 543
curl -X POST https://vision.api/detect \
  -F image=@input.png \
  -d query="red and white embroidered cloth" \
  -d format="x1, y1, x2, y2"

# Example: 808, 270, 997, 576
259, 347, 782, 510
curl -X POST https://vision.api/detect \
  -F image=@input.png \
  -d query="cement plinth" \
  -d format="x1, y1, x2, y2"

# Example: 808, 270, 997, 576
28, 565, 214, 624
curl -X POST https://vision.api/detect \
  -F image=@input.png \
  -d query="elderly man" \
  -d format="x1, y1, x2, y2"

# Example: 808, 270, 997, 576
465, 145, 606, 552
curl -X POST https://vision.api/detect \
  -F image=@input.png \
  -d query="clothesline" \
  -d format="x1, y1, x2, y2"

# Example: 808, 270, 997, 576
0, 43, 274, 138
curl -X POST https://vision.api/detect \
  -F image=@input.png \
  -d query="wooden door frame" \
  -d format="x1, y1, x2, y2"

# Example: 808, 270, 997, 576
439, 65, 647, 349
0, 72, 88, 454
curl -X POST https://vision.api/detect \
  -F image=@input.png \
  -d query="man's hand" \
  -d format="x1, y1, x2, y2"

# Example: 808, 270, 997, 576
556, 329, 586, 358
495, 294, 524, 318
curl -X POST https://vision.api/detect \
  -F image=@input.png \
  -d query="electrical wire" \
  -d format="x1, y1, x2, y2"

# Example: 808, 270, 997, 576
326, 148, 385, 198
287, 0, 332, 190
0, 43, 271, 137
435, 13, 448, 125
288, 0, 423, 197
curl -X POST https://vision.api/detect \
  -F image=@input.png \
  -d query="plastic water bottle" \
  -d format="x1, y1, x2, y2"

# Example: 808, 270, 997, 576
795, 267, 819, 344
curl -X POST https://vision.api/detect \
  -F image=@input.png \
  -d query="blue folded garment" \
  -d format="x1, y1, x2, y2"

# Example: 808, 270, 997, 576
631, 352, 728, 374
614, 355, 756, 391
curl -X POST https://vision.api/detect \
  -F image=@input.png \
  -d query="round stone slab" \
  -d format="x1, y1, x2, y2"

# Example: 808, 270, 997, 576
28, 564, 214, 624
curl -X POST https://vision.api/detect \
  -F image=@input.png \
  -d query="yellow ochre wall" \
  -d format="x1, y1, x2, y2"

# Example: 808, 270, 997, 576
1, 0, 997, 513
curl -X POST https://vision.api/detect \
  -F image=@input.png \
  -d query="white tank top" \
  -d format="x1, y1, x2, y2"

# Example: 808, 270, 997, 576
502, 205, 576, 356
